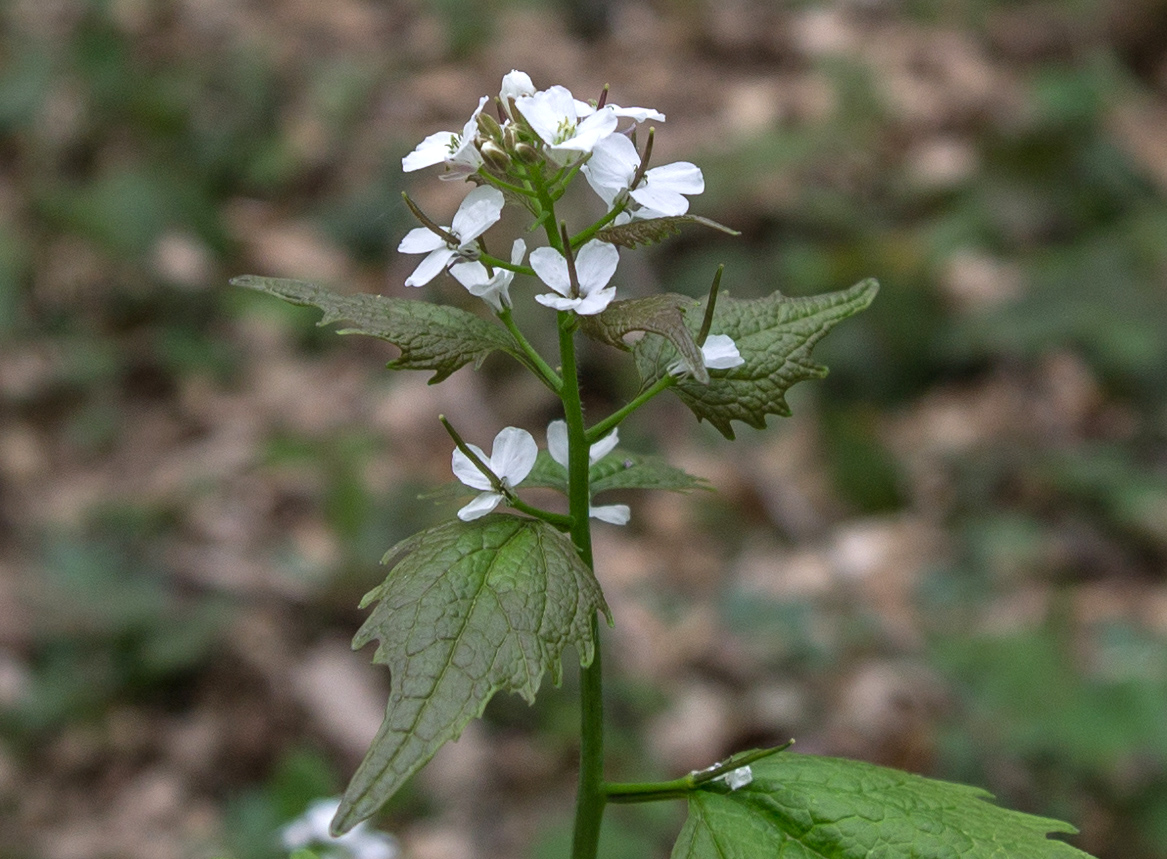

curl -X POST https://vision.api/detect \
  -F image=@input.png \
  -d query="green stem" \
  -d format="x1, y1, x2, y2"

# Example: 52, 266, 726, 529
498, 308, 562, 393
606, 742, 794, 805
476, 252, 536, 278
585, 375, 675, 444
508, 495, 573, 530
560, 310, 606, 859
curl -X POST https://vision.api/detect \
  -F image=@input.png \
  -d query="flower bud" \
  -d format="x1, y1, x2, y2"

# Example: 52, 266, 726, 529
478, 140, 511, 171
514, 142, 541, 164
476, 112, 503, 142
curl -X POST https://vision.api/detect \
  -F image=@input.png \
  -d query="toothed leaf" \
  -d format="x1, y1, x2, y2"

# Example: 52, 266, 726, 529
597, 215, 739, 250
581, 294, 708, 382
635, 279, 879, 439
332, 515, 608, 834
232, 275, 519, 383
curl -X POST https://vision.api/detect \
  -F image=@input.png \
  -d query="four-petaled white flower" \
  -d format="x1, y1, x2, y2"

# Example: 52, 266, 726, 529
280, 797, 399, 859
398, 186, 504, 287
583, 133, 704, 219
401, 96, 488, 178
669, 334, 745, 377
547, 420, 630, 525
530, 240, 619, 316
515, 85, 618, 165
451, 238, 527, 312
451, 426, 538, 521
499, 69, 536, 121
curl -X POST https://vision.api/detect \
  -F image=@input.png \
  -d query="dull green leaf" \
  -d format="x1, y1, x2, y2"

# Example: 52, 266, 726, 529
673, 753, 1094, 859
635, 279, 879, 439
520, 450, 707, 495
332, 515, 608, 835
232, 275, 519, 383
597, 214, 740, 250
580, 294, 708, 383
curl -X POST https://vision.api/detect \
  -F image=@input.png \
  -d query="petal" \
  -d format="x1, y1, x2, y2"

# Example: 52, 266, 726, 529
529, 246, 572, 296
516, 86, 577, 144
450, 186, 504, 245
702, 334, 745, 369
449, 260, 490, 288
582, 134, 638, 198
458, 492, 503, 521
573, 241, 619, 294
609, 105, 666, 123
588, 428, 619, 464
489, 426, 537, 484
509, 238, 527, 266
555, 108, 617, 155
500, 70, 535, 101
629, 186, 689, 217
535, 292, 580, 312
404, 247, 454, 287
572, 285, 617, 315
644, 161, 704, 194
590, 504, 630, 525
546, 419, 569, 467
401, 130, 459, 172
397, 226, 445, 254
452, 443, 493, 490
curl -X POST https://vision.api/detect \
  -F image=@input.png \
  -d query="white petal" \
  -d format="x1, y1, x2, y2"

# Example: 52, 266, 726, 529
553, 108, 617, 157
529, 246, 572, 296
583, 134, 638, 199
721, 765, 753, 790
402, 130, 460, 172
590, 504, 630, 525
609, 105, 666, 123
516, 86, 578, 145
702, 334, 745, 369
449, 260, 490, 288
452, 262, 513, 312
398, 226, 446, 254
452, 443, 494, 490
509, 238, 527, 265
535, 292, 581, 312
645, 161, 704, 194
629, 186, 690, 217
405, 247, 455, 287
546, 419, 569, 467
589, 428, 619, 464
450, 186, 504, 245
500, 70, 535, 101
458, 492, 503, 520
489, 426, 537, 485
572, 285, 617, 315
573, 240, 619, 294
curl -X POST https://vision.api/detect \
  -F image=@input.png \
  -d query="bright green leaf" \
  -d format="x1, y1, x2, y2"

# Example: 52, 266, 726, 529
673, 753, 1094, 859
333, 515, 608, 835
635, 279, 879, 439
581, 294, 708, 383
232, 275, 519, 383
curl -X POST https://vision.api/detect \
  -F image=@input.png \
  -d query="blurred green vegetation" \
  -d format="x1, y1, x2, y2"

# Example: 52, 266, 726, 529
2, 0, 1166, 856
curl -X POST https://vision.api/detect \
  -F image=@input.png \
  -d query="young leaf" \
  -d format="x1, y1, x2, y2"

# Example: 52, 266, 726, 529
580, 294, 708, 383
597, 215, 740, 250
332, 514, 609, 835
232, 275, 519, 383
634, 279, 879, 439
589, 451, 709, 495
672, 753, 1095, 859
518, 449, 708, 495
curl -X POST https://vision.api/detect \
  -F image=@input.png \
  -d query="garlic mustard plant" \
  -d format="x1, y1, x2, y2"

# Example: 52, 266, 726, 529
235, 70, 1094, 859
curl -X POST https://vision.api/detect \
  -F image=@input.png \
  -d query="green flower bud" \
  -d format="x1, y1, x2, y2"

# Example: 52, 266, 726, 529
479, 140, 511, 171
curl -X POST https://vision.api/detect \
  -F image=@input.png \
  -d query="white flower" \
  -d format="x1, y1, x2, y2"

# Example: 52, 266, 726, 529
280, 797, 399, 859
546, 420, 630, 525
401, 96, 488, 176
451, 238, 527, 312
515, 85, 618, 165
499, 70, 536, 121
669, 334, 745, 377
397, 186, 504, 287
451, 426, 537, 520
530, 240, 619, 316
583, 133, 703, 218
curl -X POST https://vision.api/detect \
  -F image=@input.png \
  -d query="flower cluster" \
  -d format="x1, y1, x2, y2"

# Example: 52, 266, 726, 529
397, 70, 704, 317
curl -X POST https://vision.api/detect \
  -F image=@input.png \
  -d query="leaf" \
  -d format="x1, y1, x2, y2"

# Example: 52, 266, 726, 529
635, 279, 879, 439
589, 451, 709, 495
597, 215, 740, 249
673, 753, 1095, 859
232, 275, 519, 383
581, 294, 708, 383
516, 449, 707, 495
332, 514, 608, 834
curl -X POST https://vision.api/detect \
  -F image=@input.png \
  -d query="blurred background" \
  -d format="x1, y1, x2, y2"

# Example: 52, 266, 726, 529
2, 0, 1167, 857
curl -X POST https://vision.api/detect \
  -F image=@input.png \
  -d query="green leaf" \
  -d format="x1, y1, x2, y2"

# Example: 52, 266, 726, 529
597, 215, 740, 249
518, 450, 707, 495
590, 451, 709, 495
232, 275, 519, 383
581, 294, 709, 383
332, 515, 608, 835
673, 753, 1094, 859
635, 279, 879, 439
